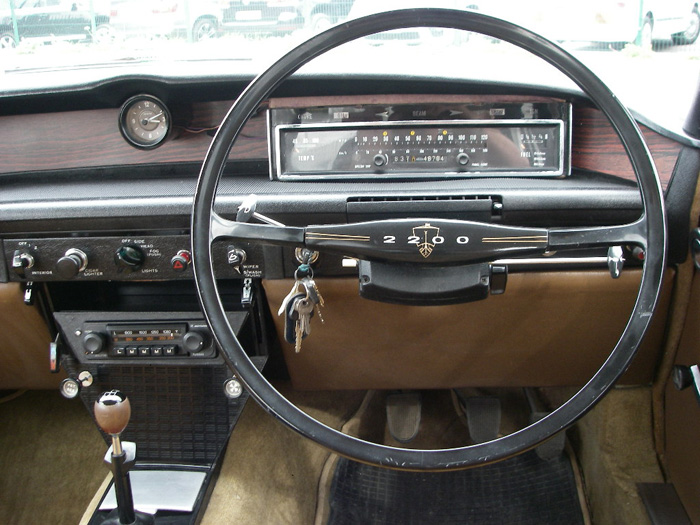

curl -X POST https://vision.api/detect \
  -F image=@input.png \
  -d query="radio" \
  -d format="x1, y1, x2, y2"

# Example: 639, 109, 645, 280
55, 311, 248, 365
83, 322, 213, 359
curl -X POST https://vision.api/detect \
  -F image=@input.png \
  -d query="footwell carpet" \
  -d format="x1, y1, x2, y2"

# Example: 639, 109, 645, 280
328, 450, 584, 525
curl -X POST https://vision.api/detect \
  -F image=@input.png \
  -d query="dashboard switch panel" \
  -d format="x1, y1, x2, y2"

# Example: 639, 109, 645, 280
3, 236, 264, 282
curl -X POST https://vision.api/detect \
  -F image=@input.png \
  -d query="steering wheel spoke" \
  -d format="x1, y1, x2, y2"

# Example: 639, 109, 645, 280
548, 219, 647, 251
210, 211, 305, 246
306, 219, 549, 264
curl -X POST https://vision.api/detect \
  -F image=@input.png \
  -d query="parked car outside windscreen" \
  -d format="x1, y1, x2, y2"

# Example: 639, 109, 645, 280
0, 0, 111, 48
108, 0, 227, 42
492, 0, 700, 48
221, 0, 354, 36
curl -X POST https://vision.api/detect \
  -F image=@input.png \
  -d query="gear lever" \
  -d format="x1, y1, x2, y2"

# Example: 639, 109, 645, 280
94, 391, 154, 525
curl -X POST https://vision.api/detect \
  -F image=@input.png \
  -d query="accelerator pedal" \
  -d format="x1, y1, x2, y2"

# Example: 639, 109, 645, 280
386, 391, 422, 443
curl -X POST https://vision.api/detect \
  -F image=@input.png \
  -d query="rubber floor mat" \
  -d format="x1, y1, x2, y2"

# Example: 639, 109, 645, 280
327, 450, 584, 524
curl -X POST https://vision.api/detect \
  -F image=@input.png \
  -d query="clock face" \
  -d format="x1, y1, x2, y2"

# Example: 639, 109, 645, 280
119, 95, 171, 149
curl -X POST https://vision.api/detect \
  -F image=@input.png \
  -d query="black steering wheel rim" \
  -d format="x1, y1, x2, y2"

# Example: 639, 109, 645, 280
192, 8, 666, 470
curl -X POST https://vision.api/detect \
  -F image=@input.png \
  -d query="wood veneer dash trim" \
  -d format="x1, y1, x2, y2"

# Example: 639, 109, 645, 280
0, 96, 682, 188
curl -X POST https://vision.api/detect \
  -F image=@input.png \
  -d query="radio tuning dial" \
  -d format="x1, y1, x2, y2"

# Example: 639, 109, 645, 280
114, 245, 145, 273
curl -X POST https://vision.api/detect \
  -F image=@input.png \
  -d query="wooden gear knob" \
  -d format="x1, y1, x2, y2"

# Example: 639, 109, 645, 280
94, 390, 131, 436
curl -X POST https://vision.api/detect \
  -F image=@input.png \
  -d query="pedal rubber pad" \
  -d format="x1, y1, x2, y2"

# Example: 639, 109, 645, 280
465, 396, 502, 444
386, 392, 422, 444
530, 411, 566, 460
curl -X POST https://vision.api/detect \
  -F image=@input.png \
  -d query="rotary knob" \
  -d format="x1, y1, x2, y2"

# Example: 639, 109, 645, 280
56, 248, 88, 279
12, 250, 35, 278
82, 332, 106, 354
114, 245, 145, 273
373, 153, 389, 168
182, 331, 207, 353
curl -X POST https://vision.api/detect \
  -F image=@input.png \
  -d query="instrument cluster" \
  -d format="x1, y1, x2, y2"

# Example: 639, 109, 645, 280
269, 99, 571, 181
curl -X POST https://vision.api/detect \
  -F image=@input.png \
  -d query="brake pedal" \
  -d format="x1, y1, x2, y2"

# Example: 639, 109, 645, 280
462, 396, 501, 443
523, 388, 566, 459
386, 392, 422, 443
530, 411, 567, 460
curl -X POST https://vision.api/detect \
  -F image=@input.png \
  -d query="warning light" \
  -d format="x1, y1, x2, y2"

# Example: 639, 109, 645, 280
383, 131, 388, 136
442, 130, 448, 135
410, 130, 415, 136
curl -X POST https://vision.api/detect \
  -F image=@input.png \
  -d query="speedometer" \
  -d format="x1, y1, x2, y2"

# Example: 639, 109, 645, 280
118, 94, 171, 149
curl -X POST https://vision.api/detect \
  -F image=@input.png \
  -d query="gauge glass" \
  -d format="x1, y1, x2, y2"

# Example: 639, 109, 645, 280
119, 95, 171, 149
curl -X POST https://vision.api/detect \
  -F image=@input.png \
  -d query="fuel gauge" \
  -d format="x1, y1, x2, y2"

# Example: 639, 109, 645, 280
119, 94, 171, 149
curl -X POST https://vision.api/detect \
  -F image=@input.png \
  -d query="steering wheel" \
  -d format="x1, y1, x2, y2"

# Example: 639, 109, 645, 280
192, 8, 666, 470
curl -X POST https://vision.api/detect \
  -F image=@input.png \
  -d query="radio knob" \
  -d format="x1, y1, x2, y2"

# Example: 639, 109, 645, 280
182, 331, 206, 353
114, 245, 145, 273
56, 249, 88, 279
457, 153, 470, 166
82, 332, 106, 354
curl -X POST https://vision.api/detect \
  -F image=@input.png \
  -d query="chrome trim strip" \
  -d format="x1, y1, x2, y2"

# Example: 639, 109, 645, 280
492, 256, 608, 267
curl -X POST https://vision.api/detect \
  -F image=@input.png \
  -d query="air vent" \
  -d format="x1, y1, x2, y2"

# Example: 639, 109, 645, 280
346, 195, 501, 221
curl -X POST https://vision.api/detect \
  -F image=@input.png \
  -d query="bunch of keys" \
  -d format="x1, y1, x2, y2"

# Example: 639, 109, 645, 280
278, 264, 325, 353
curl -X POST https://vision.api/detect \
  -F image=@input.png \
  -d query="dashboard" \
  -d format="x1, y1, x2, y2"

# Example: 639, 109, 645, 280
0, 87, 687, 286
0, 78, 695, 392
